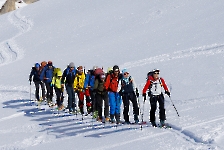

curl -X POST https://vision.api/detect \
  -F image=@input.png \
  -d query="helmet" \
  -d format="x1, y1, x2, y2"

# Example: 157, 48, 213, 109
107, 67, 113, 73
113, 65, 119, 72
35, 63, 40, 68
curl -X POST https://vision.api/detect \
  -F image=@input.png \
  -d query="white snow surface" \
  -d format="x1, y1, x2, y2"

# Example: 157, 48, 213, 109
0, 0, 224, 149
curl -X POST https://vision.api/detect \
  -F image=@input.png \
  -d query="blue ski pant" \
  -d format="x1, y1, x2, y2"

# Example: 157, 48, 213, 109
108, 91, 122, 115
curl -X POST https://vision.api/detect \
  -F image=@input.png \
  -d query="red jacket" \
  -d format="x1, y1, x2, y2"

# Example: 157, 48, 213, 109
104, 74, 119, 92
142, 76, 169, 94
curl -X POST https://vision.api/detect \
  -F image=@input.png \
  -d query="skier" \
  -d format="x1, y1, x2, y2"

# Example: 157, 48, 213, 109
61, 62, 76, 113
29, 63, 46, 101
120, 69, 139, 124
83, 66, 98, 115
74, 66, 91, 114
40, 61, 55, 105
93, 72, 109, 122
142, 69, 170, 127
51, 68, 64, 110
104, 65, 122, 124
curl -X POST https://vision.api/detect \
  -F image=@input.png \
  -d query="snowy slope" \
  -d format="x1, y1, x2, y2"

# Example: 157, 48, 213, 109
1, 0, 224, 149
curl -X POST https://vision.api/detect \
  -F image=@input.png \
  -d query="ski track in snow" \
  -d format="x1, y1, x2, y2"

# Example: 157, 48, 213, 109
0, 7, 33, 66
120, 43, 224, 69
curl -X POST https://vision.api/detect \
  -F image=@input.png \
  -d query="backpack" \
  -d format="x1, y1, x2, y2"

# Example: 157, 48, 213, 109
146, 71, 154, 81
94, 68, 105, 80
53, 68, 61, 77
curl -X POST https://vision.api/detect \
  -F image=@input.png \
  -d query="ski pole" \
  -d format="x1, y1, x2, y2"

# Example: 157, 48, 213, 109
136, 88, 144, 130
29, 81, 32, 104
141, 96, 146, 130
168, 96, 180, 117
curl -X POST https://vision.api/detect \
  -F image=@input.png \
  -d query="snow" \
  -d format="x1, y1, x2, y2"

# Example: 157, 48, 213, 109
0, 0, 224, 149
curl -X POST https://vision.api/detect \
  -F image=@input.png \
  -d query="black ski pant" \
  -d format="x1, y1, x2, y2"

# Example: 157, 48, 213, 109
89, 89, 97, 112
96, 92, 109, 119
45, 82, 53, 101
54, 87, 63, 107
34, 81, 45, 101
149, 94, 166, 122
122, 92, 139, 122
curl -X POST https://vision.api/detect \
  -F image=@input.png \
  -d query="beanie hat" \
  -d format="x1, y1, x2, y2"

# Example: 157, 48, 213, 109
122, 69, 128, 75
35, 63, 40, 68
113, 65, 119, 72
69, 62, 75, 68
48, 61, 53, 66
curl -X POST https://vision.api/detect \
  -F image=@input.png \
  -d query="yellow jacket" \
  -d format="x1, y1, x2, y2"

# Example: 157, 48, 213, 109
51, 70, 63, 89
74, 72, 85, 91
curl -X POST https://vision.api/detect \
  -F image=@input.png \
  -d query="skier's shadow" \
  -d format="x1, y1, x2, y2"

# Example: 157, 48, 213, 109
2, 99, 142, 138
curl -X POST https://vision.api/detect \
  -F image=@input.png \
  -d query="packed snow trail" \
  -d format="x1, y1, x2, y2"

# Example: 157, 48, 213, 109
0, 7, 32, 66
120, 43, 224, 69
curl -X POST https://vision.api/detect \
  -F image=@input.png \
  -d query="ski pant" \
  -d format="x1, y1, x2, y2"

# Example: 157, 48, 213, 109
149, 94, 166, 122
108, 92, 122, 116
77, 89, 91, 112
66, 85, 76, 111
89, 89, 97, 112
34, 81, 45, 100
45, 82, 53, 101
122, 92, 139, 122
96, 92, 109, 119
54, 87, 64, 107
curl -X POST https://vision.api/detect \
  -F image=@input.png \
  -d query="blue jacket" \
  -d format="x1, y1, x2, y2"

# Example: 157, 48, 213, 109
29, 67, 41, 82
84, 70, 95, 90
61, 66, 77, 87
40, 65, 55, 83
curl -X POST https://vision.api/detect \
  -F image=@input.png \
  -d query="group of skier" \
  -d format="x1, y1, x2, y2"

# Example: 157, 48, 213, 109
29, 61, 171, 127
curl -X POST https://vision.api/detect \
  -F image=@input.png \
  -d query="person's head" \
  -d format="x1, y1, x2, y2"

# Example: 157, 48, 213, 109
48, 61, 53, 69
122, 68, 129, 78
92, 66, 98, 70
77, 66, 83, 75
113, 65, 119, 76
68, 62, 75, 70
56, 70, 63, 78
152, 69, 160, 80
100, 73, 105, 81
35, 63, 40, 70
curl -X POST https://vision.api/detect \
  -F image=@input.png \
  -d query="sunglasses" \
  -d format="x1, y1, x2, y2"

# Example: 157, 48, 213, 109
78, 69, 83, 72
124, 72, 129, 75
154, 72, 159, 74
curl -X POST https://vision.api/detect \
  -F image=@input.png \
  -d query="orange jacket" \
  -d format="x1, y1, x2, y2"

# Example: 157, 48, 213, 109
104, 74, 119, 92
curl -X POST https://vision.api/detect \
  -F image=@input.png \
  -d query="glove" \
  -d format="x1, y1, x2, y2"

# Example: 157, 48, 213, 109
165, 91, 170, 97
29, 78, 31, 82
50, 83, 53, 87
142, 93, 146, 101
61, 84, 64, 88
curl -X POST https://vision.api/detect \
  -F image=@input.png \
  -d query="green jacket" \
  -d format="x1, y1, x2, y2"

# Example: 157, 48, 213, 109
94, 78, 105, 94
